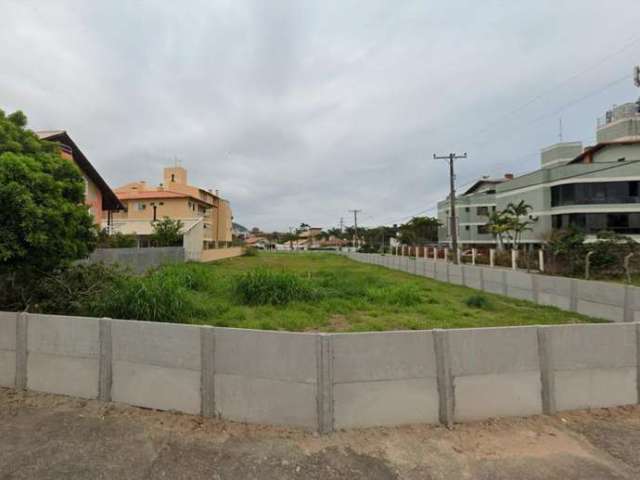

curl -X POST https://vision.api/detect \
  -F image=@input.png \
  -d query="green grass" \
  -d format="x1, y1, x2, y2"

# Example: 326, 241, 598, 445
139, 252, 603, 331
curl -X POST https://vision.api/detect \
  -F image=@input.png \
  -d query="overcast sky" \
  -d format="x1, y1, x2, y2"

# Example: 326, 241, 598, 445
2, 1, 639, 231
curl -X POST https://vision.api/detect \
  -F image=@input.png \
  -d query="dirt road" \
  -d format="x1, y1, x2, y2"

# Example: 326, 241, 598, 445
1, 388, 639, 479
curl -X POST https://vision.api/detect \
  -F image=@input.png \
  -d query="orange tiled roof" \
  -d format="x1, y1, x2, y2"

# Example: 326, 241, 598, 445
116, 190, 192, 201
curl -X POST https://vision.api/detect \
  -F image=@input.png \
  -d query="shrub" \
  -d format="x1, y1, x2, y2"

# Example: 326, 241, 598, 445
0, 262, 126, 314
243, 246, 258, 257
367, 285, 423, 306
233, 269, 319, 305
90, 273, 193, 322
465, 294, 491, 309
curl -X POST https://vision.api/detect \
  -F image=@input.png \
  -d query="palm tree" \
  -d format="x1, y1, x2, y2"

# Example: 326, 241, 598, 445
504, 201, 535, 248
485, 210, 510, 251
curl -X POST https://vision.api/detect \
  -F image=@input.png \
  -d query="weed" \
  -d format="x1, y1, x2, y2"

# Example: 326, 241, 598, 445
465, 295, 491, 309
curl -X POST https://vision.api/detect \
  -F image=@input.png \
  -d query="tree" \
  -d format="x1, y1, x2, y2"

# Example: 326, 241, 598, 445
0, 108, 97, 276
485, 210, 510, 251
504, 200, 535, 248
150, 217, 183, 246
398, 217, 439, 245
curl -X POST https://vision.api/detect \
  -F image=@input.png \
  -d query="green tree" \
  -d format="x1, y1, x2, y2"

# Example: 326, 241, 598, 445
0, 108, 96, 277
150, 217, 183, 246
398, 217, 439, 245
504, 200, 535, 248
485, 210, 510, 250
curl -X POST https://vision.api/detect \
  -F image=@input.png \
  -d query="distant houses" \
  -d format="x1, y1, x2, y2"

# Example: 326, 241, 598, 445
108, 166, 234, 250
37, 130, 235, 253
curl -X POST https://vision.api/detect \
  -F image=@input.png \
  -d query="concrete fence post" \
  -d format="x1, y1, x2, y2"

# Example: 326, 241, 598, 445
489, 249, 495, 268
538, 249, 545, 273
98, 318, 113, 402
444, 248, 449, 263
316, 334, 334, 434
585, 251, 594, 280
624, 286, 634, 323
536, 326, 557, 415
471, 248, 477, 266
433, 329, 454, 428
15, 312, 28, 391
511, 249, 518, 270
456, 248, 462, 265
200, 327, 216, 417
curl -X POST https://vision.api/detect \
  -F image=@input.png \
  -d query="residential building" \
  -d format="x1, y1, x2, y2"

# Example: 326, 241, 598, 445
105, 166, 233, 250
438, 99, 640, 246
36, 130, 124, 223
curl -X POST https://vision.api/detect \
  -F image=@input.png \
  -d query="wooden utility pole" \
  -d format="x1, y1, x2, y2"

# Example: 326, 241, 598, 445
433, 152, 467, 264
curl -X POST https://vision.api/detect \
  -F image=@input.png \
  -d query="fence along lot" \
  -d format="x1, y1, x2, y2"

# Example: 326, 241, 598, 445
348, 252, 640, 323
1, 310, 638, 432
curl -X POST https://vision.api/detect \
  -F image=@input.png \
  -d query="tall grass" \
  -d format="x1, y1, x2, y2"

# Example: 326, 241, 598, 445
233, 269, 320, 305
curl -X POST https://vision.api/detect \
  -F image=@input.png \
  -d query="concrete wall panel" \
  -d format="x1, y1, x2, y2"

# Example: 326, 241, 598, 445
28, 314, 99, 357
112, 361, 200, 414
505, 271, 534, 301
215, 329, 316, 383
548, 324, 636, 370
576, 300, 623, 322
27, 353, 98, 399
554, 367, 637, 411
449, 327, 539, 376
0, 351, 15, 387
482, 268, 505, 295
215, 374, 317, 428
332, 331, 436, 383
0, 312, 16, 387
463, 267, 482, 289
111, 320, 200, 370
454, 372, 542, 421
334, 378, 439, 428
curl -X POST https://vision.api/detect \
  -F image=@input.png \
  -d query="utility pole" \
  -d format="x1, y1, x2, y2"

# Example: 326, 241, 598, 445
339, 217, 344, 233
433, 152, 467, 264
349, 209, 362, 250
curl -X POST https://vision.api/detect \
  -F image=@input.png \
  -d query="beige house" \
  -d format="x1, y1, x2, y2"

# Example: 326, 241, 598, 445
105, 166, 233, 252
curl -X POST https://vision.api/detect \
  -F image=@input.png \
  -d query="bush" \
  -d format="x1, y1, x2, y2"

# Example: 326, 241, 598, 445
97, 230, 137, 248
0, 263, 126, 314
243, 246, 258, 257
90, 273, 194, 322
233, 269, 320, 305
465, 294, 491, 309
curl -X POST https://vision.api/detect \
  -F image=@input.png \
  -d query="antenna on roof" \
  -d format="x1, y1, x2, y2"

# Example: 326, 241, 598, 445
558, 117, 563, 142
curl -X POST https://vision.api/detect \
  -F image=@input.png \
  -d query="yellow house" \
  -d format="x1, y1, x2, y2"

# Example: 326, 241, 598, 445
105, 166, 233, 249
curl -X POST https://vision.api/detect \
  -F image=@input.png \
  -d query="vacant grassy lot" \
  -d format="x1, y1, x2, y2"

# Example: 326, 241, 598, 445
155, 252, 601, 331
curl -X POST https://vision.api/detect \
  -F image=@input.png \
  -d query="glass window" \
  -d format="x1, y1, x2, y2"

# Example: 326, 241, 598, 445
477, 225, 490, 235
552, 181, 640, 206
477, 206, 489, 216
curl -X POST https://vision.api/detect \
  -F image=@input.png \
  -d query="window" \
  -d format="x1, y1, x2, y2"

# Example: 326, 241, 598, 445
171, 174, 176, 182
477, 225, 490, 235
552, 181, 640, 206
465, 207, 470, 212
552, 212, 640, 234
465, 225, 470, 231
136, 202, 146, 211
618, 157, 626, 162
476, 206, 489, 216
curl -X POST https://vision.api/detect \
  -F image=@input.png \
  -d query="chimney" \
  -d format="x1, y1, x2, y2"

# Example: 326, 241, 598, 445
504, 173, 514, 180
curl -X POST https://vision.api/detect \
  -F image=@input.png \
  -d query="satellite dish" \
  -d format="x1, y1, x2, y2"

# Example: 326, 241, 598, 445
635, 65, 640, 88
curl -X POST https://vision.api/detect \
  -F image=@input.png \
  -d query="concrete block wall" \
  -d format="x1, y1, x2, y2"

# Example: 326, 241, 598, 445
85, 247, 186, 273
347, 252, 640, 324
1, 310, 639, 432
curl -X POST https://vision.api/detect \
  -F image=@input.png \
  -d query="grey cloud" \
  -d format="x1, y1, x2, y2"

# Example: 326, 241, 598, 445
1, 0, 639, 230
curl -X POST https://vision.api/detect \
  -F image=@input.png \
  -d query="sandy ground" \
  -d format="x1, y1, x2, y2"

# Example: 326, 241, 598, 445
1, 388, 640, 479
